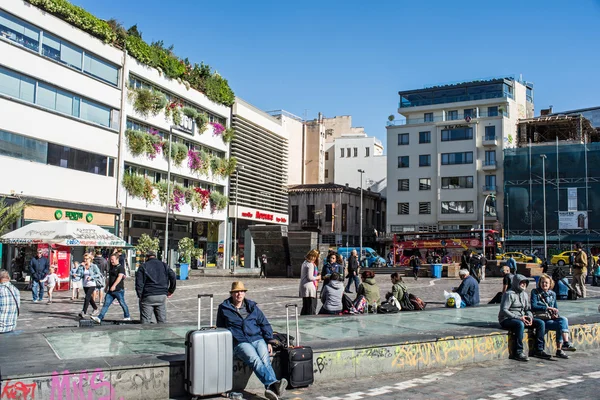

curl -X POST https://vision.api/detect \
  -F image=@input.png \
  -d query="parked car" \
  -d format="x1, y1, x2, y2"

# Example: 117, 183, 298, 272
550, 251, 599, 266
495, 252, 542, 264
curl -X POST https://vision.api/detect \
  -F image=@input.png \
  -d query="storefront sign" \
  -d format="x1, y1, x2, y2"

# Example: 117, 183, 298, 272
231, 206, 288, 225
396, 238, 494, 249
54, 210, 94, 222
25, 206, 114, 227
559, 211, 587, 229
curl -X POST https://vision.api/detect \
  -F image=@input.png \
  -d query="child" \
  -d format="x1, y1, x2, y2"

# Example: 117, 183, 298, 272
41, 266, 59, 304
71, 261, 82, 300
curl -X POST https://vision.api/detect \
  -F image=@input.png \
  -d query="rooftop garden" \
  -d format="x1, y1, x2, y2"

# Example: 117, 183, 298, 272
25, 0, 235, 107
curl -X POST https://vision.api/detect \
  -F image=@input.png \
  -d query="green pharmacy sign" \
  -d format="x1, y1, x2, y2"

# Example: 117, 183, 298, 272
54, 210, 94, 223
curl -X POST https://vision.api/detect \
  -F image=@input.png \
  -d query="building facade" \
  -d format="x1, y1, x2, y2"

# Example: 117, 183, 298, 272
386, 76, 534, 234
288, 183, 386, 251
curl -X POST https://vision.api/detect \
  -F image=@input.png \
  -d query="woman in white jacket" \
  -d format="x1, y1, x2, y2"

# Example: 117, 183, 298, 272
299, 249, 321, 315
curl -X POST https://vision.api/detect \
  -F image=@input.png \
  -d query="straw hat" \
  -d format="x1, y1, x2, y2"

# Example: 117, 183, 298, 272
230, 281, 248, 293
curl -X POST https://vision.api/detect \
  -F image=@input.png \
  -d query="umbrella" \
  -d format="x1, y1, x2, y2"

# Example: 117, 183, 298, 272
1, 220, 128, 247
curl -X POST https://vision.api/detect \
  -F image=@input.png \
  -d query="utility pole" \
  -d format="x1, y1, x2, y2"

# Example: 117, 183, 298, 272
358, 169, 365, 266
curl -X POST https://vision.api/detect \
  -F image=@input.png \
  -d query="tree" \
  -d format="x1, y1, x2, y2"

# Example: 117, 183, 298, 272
0, 198, 27, 236
136, 233, 159, 255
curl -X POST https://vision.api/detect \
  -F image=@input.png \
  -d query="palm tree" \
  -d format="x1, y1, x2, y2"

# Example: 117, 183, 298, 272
0, 198, 28, 236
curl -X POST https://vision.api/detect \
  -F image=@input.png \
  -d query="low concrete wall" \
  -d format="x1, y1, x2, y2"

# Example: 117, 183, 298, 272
3, 322, 598, 399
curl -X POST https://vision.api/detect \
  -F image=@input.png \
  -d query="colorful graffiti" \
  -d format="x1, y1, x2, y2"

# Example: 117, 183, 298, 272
50, 369, 123, 400
1, 380, 36, 400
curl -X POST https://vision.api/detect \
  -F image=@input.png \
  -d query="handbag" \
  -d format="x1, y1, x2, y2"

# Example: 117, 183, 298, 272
533, 294, 557, 320
92, 266, 106, 289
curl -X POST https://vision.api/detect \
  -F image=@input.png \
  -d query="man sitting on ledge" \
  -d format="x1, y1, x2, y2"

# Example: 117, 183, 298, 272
453, 269, 480, 307
217, 281, 287, 400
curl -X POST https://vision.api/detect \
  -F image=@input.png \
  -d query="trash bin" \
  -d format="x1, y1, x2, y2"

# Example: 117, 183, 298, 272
430, 264, 442, 279
176, 263, 189, 280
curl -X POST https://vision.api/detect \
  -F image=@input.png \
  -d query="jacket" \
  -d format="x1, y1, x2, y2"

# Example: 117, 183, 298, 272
321, 262, 342, 279
216, 298, 273, 347
574, 250, 588, 273
530, 288, 558, 313
391, 281, 407, 302
135, 257, 176, 298
456, 275, 480, 306
93, 255, 109, 275
347, 255, 359, 275
299, 260, 318, 298
498, 274, 532, 323
75, 264, 102, 283
357, 277, 381, 306
320, 279, 344, 311
29, 256, 49, 281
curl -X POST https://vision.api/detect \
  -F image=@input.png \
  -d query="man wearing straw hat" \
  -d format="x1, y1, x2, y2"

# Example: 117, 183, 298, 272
217, 281, 287, 400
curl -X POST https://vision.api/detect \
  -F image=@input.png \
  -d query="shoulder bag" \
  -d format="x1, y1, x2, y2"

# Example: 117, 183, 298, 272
533, 294, 557, 320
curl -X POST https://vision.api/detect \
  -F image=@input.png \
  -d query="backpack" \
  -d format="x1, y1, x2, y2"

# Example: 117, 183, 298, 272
353, 295, 368, 313
378, 302, 400, 314
409, 293, 426, 310
399, 292, 414, 311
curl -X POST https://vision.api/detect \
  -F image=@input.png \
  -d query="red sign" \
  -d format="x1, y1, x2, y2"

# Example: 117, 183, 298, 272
240, 209, 287, 223
241, 212, 253, 218
256, 211, 274, 221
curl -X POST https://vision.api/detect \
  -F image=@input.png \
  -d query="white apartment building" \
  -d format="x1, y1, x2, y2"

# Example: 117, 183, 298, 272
386, 76, 534, 233
0, 0, 231, 266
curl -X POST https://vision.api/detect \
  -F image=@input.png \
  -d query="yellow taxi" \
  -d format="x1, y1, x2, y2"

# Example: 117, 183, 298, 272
496, 252, 543, 264
550, 251, 599, 266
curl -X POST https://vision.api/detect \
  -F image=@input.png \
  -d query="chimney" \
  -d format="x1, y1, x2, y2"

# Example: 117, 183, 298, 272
540, 105, 554, 116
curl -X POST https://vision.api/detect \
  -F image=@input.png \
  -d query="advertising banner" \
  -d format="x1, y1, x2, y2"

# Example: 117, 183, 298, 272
558, 211, 588, 229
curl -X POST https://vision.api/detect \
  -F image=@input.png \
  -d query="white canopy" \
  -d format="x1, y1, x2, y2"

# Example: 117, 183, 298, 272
1, 220, 128, 247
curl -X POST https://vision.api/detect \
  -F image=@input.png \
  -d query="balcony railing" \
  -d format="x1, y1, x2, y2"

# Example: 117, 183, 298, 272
482, 185, 498, 192
387, 110, 508, 126
399, 91, 514, 108
483, 160, 497, 166
301, 219, 321, 229
484, 135, 497, 141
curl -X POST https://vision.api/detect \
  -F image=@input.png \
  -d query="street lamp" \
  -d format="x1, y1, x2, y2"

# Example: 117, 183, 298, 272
232, 165, 245, 273
358, 169, 365, 265
482, 193, 496, 279
540, 154, 547, 260
163, 127, 174, 264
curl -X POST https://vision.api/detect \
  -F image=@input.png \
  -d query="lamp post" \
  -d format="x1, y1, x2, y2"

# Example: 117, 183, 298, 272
163, 127, 173, 264
540, 154, 547, 261
482, 193, 496, 277
358, 169, 365, 266
232, 165, 244, 273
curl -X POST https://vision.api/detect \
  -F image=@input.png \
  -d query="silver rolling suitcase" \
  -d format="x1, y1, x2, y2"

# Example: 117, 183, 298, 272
184, 294, 233, 396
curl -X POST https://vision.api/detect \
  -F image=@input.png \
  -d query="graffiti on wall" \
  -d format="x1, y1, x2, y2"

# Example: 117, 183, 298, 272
50, 369, 123, 400
1, 380, 37, 400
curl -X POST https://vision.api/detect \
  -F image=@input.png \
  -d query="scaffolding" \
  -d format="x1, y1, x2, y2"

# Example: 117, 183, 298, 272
517, 114, 599, 147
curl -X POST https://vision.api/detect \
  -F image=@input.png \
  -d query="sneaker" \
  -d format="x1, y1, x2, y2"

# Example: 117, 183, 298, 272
533, 350, 552, 360
123, 317, 131, 321
90, 316, 101, 324
91, 309, 99, 316
33, 300, 38, 303
512, 352, 529, 362
270, 378, 287, 397
562, 342, 577, 352
78, 311, 86, 319
264, 388, 278, 400
556, 349, 570, 359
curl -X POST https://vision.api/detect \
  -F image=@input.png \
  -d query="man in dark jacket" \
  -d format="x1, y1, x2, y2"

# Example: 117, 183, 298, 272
345, 250, 360, 293
93, 249, 109, 275
135, 250, 176, 323
29, 249, 49, 302
217, 281, 287, 400
454, 269, 480, 307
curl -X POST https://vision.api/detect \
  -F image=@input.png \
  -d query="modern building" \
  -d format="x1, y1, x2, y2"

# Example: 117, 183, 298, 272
288, 183, 386, 251
0, 0, 232, 267
267, 110, 305, 186
386, 76, 534, 234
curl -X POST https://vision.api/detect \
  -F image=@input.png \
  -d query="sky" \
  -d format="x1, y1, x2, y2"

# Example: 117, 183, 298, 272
75, 0, 600, 149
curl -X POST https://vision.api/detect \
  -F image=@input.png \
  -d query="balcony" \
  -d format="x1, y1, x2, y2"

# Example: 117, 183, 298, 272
301, 219, 321, 230
483, 135, 498, 146
482, 160, 497, 171
482, 185, 498, 194
387, 110, 508, 127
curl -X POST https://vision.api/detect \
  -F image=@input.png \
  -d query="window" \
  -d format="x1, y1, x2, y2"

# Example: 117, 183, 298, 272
464, 108, 475, 118
419, 202, 431, 214
419, 131, 431, 143
447, 110, 458, 120
485, 175, 496, 190
0, 66, 117, 129
0, 129, 48, 164
398, 179, 409, 191
346, 148, 351, 157
441, 201, 474, 214
419, 154, 431, 167
398, 156, 409, 168
398, 203, 409, 215
325, 151, 329, 161
485, 126, 496, 140
424, 112, 433, 122
43, 33, 82, 69
353, 147, 358, 157
325, 204, 333, 222
441, 127, 473, 141
306, 205, 315, 220
441, 152, 473, 165
340, 148, 344, 158
83, 53, 119, 86
365, 147, 370, 157
485, 150, 496, 166
442, 176, 474, 189
47, 143, 112, 176
0, 10, 40, 51
419, 178, 431, 190
398, 133, 409, 145
324, 169, 329, 178
487, 106, 498, 117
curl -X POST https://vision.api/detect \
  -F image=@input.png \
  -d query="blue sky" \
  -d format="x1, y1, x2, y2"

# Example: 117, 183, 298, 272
76, 0, 600, 148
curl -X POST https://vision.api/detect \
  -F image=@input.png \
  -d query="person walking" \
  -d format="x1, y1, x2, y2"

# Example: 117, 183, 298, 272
506, 254, 517, 274
70, 261, 82, 300
91, 254, 131, 324
345, 249, 360, 293
572, 243, 588, 298
29, 249, 49, 303
0, 269, 20, 333
410, 254, 421, 281
299, 249, 321, 315
75, 254, 101, 318
40, 266, 59, 304
135, 250, 176, 324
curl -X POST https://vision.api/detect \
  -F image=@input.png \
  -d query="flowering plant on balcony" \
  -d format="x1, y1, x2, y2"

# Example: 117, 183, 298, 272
195, 113, 209, 133
209, 191, 228, 213
210, 122, 225, 136
142, 178, 156, 202
128, 86, 167, 118
185, 187, 210, 211
187, 149, 202, 171
165, 101, 183, 126
172, 186, 185, 212
163, 141, 188, 166
148, 128, 163, 159
222, 128, 235, 143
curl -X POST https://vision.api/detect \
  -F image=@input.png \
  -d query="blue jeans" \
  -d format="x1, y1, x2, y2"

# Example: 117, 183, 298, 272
97, 290, 130, 320
346, 275, 360, 292
32, 280, 44, 301
500, 318, 546, 354
544, 317, 569, 345
234, 339, 277, 388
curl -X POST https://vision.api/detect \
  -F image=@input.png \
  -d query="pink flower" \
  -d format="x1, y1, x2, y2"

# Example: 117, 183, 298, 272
210, 122, 225, 136
187, 150, 202, 170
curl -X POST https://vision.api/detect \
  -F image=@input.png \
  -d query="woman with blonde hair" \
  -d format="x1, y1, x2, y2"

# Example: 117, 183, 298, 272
531, 274, 576, 358
75, 254, 102, 318
299, 249, 321, 315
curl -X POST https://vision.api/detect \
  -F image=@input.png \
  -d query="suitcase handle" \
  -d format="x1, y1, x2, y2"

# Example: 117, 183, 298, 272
285, 304, 300, 347
198, 294, 214, 330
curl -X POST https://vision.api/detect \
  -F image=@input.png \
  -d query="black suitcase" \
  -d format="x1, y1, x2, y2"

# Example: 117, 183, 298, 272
282, 304, 314, 388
